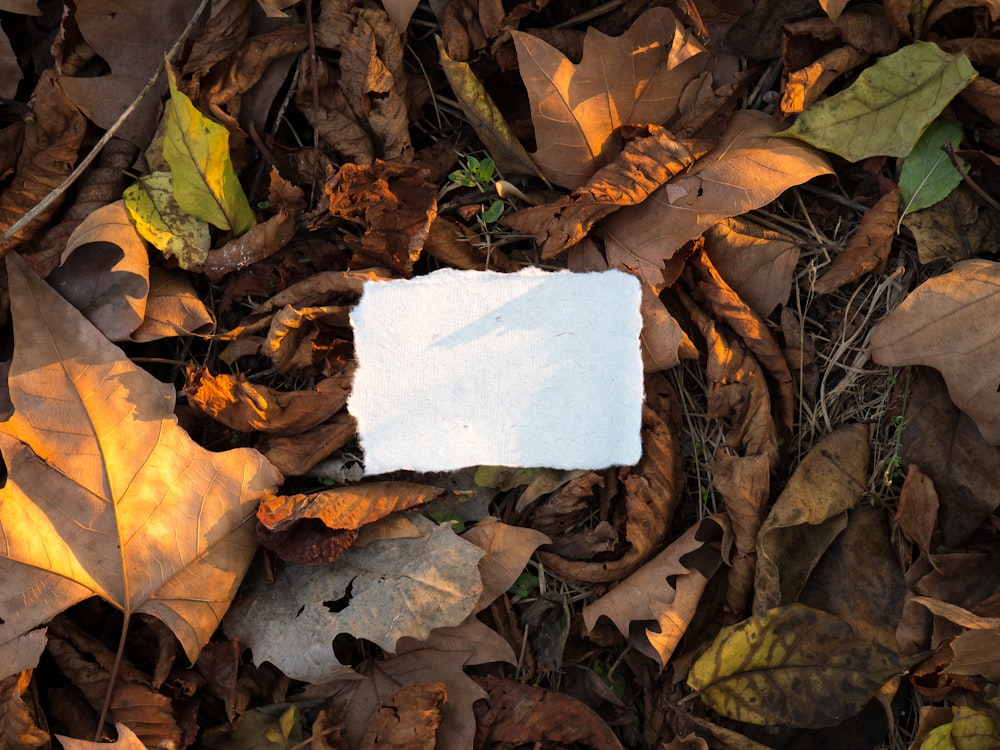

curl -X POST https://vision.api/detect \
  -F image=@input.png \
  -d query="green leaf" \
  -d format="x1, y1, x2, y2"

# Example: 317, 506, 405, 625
777, 42, 976, 162
124, 171, 211, 269
899, 120, 968, 217
481, 199, 504, 223
687, 604, 901, 728
162, 66, 256, 234
437, 37, 542, 180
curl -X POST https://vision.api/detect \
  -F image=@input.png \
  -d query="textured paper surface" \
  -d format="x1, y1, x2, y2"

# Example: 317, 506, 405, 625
349, 268, 643, 475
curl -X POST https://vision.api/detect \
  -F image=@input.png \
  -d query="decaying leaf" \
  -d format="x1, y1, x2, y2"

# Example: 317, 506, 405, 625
47, 201, 150, 342
198, 210, 297, 282
512, 7, 707, 188
754, 423, 870, 613
0, 673, 49, 749
123, 171, 212, 269
814, 187, 899, 294
779, 41, 976, 161
687, 603, 901, 728
223, 514, 485, 683
870, 261, 1000, 445
896, 464, 940, 557
0, 252, 282, 678
358, 682, 444, 749
163, 66, 256, 235
603, 110, 832, 288
910, 706, 1000, 750
129, 267, 215, 342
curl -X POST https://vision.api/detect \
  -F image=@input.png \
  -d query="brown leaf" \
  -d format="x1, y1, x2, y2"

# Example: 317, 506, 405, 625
257, 412, 357, 476
423, 216, 518, 272
603, 110, 832, 288
512, 7, 707, 188
901, 185, 1000, 264
0, 252, 282, 676
321, 161, 437, 274
58, 0, 200, 147
583, 515, 727, 666
461, 517, 550, 611
295, 57, 375, 164
182, 0, 252, 80
754, 423, 870, 613
814, 188, 899, 294
948, 629, 1000, 681
200, 210, 297, 282
185, 366, 350, 434
896, 464, 939, 557
639, 281, 689, 372
129, 267, 215, 342
56, 724, 147, 750
0, 72, 86, 255
502, 126, 702, 256
871, 261, 1000, 445
473, 676, 625, 749
0, 673, 49, 749
46, 201, 150, 341
262, 305, 352, 375
358, 683, 445, 750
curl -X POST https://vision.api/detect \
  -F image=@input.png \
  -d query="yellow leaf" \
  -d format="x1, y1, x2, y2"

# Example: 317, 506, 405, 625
163, 66, 256, 234
124, 171, 211, 269
687, 603, 901, 728
920, 707, 1000, 750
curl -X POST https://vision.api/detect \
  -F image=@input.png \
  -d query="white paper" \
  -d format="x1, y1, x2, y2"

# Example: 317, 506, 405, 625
348, 268, 643, 475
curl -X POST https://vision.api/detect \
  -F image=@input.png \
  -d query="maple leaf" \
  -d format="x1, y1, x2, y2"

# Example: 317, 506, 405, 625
0, 252, 282, 679
512, 7, 707, 189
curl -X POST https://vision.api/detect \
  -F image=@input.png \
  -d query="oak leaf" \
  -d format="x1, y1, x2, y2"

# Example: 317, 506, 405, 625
870, 261, 1000, 445
0, 252, 282, 679
687, 604, 901, 728
512, 7, 707, 189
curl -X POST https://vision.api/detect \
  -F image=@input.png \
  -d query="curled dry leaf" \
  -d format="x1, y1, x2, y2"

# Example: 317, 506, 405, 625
129, 267, 215, 342
256, 412, 357, 477
754, 423, 870, 613
47, 201, 150, 342
185, 367, 350, 434
814, 188, 899, 294
603, 110, 832, 288
424, 216, 518, 272
199, 210, 297, 282
870, 261, 1000, 445
513, 7, 707, 189
687, 604, 901, 728
358, 682, 445, 750
56, 723, 146, 750
0, 253, 283, 678
0, 673, 49, 749
896, 464, 940, 557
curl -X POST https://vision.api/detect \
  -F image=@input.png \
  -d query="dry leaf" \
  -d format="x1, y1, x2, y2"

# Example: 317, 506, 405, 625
0, 673, 49, 749
199, 210, 296, 282
358, 683, 444, 750
256, 413, 357, 477
896, 464, 940, 557
381, 0, 420, 31
754, 423, 870, 613
224, 514, 484, 683
871, 261, 1000, 445
948, 630, 1000, 681
687, 604, 901, 728
513, 7, 707, 188
0, 252, 282, 678
182, 0, 251, 81
814, 188, 899, 294
129, 267, 215, 342
603, 110, 832, 288
56, 723, 146, 750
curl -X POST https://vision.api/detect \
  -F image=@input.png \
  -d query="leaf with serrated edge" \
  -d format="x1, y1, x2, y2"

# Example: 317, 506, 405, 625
163, 66, 256, 234
778, 41, 976, 162
124, 171, 211, 268
687, 603, 900, 728
0, 252, 282, 679
899, 120, 967, 218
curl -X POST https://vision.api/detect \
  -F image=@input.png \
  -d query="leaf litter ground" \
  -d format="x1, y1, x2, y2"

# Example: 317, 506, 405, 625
3, 1, 1000, 749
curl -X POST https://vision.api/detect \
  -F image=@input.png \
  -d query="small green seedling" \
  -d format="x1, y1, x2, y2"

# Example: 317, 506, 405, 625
508, 570, 539, 598
449, 155, 496, 188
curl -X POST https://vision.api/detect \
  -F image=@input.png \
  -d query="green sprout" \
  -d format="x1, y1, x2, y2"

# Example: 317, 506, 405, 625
449, 155, 495, 188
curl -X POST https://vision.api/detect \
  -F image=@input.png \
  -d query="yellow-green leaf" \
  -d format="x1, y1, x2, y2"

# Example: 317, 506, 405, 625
437, 37, 541, 180
777, 42, 976, 162
163, 66, 256, 234
921, 707, 1000, 750
687, 604, 901, 728
124, 171, 211, 269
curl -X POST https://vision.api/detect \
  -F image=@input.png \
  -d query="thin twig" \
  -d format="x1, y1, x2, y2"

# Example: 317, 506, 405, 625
942, 139, 1000, 212
0, 0, 213, 251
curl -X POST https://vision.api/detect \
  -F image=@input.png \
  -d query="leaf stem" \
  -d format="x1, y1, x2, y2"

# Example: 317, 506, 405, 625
94, 613, 131, 742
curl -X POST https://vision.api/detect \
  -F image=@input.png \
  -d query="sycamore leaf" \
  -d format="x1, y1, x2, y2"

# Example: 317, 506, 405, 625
603, 110, 832, 288
899, 120, 967, 217
437, 38, 540, 179
512, 7, 707, 188
0, 252, 282, 680
687, 603, 901, 728
163, 67, 256, 234
123, 171, 212, 269
778, 41, 976, 162
870, 260, 1000, 444
224, 514, 484, 683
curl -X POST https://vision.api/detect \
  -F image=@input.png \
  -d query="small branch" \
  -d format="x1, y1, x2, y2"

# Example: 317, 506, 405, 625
942, 140, 1000, 212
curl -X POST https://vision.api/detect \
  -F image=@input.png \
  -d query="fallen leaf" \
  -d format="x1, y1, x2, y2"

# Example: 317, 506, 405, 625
473, 676, 625, 749
778, 41, 977, 161
754, 423, 870, 613
948, 630, 1000, 681
198, 210, 297, 282
123, 171, 212, 269
512, 7, 707, 188
687, 603, 901, 728
424, 216, 518, 272
436, 39, 540, 179
583, 516, 727, 666
899, 121, 967, 217
902, 185, 1000, 264
870, 262, 1000, 445
358, 683, 444, 750
896, 464, 940, 557
129, 267, 215, 342
603, 110, 832, 288
56, 723, 146, 750
256, 413, 357, 477
814, 187, 899, 294
910, 706, 1000, 750
181, 0, 250, 81
460, 517, 550, 610
0, 673, 49, 749
223, 514, 485, 683
381, 0, 420, 30
47, 201, 150, 342
0, 252, 282, 678
163, 66, 256, 235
